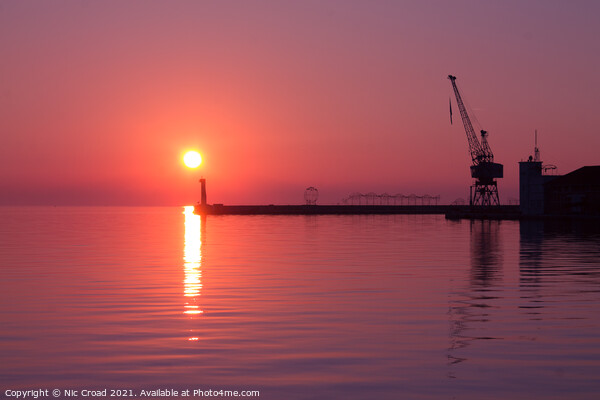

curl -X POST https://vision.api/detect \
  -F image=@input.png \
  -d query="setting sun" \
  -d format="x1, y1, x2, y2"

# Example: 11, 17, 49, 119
183, 151, 202, 168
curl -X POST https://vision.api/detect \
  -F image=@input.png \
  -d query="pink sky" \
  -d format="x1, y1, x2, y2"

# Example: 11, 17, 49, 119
1, 0, 599, 205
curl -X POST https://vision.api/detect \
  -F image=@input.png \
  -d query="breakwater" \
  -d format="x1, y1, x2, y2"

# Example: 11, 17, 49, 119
194, 204, 521, 218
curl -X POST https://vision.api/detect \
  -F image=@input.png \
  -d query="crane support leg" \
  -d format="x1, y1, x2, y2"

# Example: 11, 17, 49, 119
471, 181, 500, 206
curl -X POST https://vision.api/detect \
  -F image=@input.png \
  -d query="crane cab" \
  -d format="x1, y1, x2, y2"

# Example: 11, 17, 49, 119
471, 162, 504, 181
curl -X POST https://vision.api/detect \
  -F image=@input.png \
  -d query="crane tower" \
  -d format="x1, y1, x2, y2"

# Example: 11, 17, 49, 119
448, 75, 503, 206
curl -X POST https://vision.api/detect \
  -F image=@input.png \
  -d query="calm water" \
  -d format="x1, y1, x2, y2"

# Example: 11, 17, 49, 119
1, 207, 600, 399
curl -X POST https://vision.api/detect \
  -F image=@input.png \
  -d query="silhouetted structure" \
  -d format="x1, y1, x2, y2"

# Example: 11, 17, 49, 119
520, 158, 600, 217
199, 178, 207, 206
449, 75, 503, 206
304, 187, 319, 205
519, 134, 600, 217
201, 204, 469, 215
519, 132, 558, 215
341, 192, 440, 206
192, 179, 518, 217
519, 159, 557, 215
544, 166, 600, 216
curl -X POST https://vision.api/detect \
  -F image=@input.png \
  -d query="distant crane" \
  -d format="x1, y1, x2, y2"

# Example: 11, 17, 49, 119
448, 75, 503, 206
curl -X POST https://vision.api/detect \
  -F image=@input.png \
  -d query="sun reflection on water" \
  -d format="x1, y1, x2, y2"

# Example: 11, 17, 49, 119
183, 206, 202, 319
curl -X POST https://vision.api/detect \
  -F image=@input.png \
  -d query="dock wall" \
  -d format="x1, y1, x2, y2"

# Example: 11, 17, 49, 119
195, 204, 520, 217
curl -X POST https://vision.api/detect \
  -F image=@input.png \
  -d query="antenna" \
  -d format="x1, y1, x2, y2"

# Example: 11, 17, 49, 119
534, 129, 540, 162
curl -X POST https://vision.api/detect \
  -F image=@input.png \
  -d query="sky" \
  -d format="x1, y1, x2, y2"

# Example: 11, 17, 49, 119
1, 0, 600, 206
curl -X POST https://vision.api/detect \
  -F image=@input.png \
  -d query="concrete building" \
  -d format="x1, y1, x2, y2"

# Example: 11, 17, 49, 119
519, 158, 557, 215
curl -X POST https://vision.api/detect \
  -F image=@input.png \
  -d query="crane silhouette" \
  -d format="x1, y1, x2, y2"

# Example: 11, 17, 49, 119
448, 75, 503, 206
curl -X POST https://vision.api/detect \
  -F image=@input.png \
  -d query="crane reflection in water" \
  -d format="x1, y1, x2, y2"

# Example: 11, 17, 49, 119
447, 220, 503, 378
183, 206, 203, 340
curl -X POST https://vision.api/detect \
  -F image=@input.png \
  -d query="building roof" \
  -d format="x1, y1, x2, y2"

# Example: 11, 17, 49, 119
545, 166, 600, 187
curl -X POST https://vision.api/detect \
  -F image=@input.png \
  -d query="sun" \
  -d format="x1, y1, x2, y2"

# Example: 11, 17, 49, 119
183, 151, 202, 168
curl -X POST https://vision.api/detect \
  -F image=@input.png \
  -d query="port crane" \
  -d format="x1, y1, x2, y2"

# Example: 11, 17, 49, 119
448, 75, 503, 206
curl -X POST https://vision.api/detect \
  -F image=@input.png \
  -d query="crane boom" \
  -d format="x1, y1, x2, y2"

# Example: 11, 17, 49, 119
448, 75, 485, 165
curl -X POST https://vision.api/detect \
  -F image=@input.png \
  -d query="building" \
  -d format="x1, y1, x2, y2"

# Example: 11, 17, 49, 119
544, 166, 600, 216
519, 158, 557, 215
519, 161, 600, 217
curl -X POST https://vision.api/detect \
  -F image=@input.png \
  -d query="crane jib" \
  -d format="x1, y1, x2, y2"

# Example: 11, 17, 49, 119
448, 75, 491, 166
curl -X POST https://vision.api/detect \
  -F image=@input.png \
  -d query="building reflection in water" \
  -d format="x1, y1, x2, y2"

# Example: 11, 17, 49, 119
183, 206, 203, 340
518, 219, 600, 316
447, 220, 503, 378
518, 220, 545, 301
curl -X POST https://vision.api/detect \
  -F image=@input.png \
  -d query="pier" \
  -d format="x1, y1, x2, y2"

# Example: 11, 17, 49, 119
194, 204, 521, 218
192, 179, 521, 218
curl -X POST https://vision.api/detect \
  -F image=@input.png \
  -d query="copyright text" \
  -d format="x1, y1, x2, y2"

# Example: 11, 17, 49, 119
4, 389, 260, 398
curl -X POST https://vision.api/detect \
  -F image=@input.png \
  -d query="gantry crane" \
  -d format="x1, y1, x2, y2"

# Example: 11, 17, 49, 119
448, 75, 503, 206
